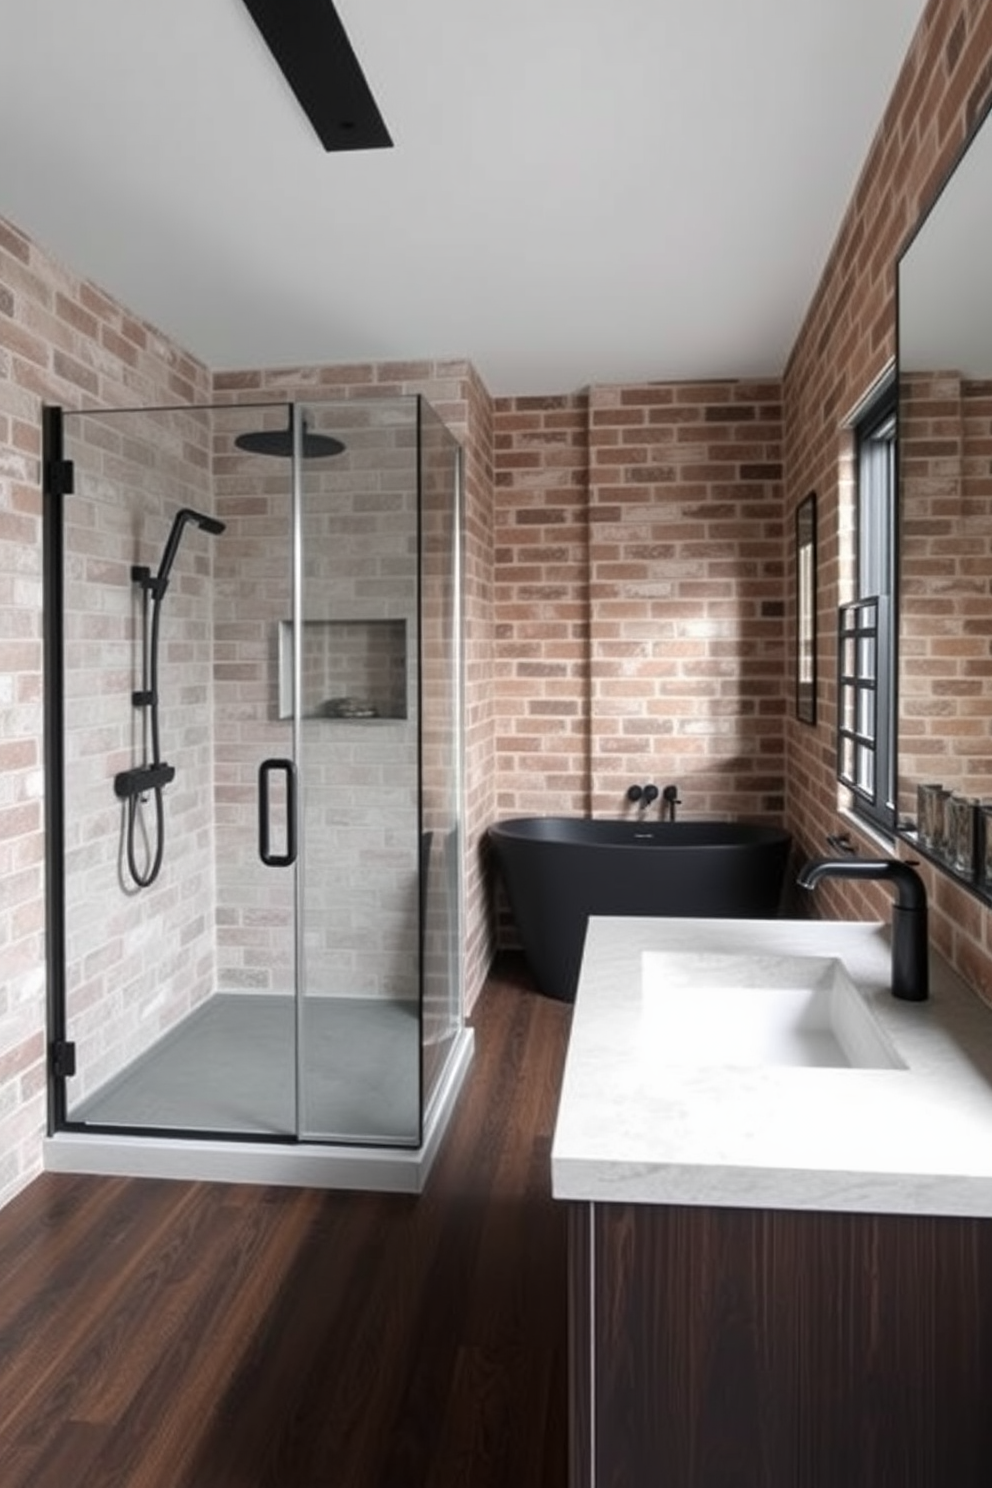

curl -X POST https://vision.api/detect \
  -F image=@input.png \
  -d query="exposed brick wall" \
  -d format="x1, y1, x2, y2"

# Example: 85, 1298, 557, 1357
0, 216, 212, 1210
489, 380, 786, 947
492, 393, 590, 819
588, 380, 785, 820
783, 0, 992, 1004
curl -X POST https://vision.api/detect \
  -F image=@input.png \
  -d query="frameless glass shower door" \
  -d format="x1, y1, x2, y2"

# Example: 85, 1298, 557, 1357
54, 403, 298, 1136
417, 400, 464, 1109
295, 398, 423, 1143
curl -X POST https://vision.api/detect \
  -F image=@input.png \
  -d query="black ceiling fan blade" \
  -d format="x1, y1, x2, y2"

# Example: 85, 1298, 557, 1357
241, 0, 392, 152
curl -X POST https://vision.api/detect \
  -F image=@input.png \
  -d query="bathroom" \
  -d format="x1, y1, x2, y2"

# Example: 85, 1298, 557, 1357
1, 0, 992, 1212
5, 1, 992, 1482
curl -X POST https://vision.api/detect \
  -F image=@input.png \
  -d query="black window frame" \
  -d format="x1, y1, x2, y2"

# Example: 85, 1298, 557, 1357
838, 377, 897, 836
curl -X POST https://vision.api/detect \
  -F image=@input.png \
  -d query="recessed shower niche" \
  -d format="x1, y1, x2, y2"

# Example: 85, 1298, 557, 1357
277, 618, 408, 720
42, 395, 470, 1192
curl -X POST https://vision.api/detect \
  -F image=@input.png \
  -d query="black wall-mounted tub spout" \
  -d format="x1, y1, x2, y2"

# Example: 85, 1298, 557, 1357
796, 857, 929, 1002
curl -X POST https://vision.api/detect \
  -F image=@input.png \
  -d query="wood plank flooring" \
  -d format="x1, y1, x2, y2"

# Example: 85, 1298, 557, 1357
0, 958, 572, 1488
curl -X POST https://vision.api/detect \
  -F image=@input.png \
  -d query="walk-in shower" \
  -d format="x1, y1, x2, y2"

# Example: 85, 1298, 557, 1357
42, 397, 470, 1190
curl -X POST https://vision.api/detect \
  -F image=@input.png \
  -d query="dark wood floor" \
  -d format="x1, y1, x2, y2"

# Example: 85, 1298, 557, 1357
0, 959, 572, 1488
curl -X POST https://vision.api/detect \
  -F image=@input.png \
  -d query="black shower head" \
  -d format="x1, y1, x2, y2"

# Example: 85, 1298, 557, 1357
156, 507, 226, 591
235, 415, 345, 459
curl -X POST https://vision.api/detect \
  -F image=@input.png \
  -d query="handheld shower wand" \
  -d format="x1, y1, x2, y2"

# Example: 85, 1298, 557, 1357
115, 507, 226, 889
154, 508, 225, 595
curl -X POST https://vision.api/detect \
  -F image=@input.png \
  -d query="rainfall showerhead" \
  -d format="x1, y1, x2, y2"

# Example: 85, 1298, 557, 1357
235, 416, 345, 459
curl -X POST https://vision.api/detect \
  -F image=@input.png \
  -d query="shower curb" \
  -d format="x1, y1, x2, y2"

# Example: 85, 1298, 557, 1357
43, 1028, 474, 1195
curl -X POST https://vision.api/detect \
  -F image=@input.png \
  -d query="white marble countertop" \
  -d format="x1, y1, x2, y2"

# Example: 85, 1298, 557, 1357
550, 916, 992, 1216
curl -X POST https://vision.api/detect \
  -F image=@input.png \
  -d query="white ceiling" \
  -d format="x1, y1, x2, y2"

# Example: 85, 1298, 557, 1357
0, 0, 928, 396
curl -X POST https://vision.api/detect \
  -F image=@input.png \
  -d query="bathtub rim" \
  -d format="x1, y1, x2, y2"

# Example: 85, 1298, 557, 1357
488, 815, 792, 849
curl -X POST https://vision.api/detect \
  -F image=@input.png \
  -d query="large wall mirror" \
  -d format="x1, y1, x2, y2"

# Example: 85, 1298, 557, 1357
897, 97, 992, 893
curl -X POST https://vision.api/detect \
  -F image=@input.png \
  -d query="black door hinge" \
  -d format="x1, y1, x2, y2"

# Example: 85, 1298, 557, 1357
44, 458, 74, 496
51, 1040, 77, 1079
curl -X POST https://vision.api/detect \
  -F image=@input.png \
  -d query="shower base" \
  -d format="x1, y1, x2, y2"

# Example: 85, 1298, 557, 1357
44, 994, 474, 1194
71, 994, 422, 1139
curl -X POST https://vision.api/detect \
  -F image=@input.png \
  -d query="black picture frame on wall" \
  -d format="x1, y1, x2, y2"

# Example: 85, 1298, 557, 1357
796, 491, 817, 724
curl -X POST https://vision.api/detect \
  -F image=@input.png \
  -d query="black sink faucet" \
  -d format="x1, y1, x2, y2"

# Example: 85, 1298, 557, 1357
796, 857, 929, 1002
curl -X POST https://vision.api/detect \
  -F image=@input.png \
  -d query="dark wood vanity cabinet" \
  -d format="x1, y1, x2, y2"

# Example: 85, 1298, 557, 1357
568, 1201, 992, 1487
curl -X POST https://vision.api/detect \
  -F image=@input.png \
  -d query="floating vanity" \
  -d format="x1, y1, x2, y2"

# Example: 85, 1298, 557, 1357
553, 917, 992, 1488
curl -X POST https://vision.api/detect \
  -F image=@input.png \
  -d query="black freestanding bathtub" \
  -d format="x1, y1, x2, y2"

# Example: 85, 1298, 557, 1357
489, 816, 792, 1002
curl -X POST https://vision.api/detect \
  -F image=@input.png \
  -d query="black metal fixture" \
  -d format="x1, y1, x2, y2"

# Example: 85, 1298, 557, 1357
114, 508, 226, 889
235, 411, 345, 459
797, 857, 929, 1002
626, 784, 659, 812
241, 0, 392, 152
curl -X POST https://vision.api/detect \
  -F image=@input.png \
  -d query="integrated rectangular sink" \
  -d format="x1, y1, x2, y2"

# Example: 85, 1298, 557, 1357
641, 952, 906, 1070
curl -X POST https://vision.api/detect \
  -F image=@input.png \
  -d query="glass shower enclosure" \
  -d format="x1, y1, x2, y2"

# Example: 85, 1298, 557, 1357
43, 397, 463, 1156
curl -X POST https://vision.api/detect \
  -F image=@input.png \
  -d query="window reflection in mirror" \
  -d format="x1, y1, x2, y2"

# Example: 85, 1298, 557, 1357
796, 492, 817, 725
897, 99, 992, 855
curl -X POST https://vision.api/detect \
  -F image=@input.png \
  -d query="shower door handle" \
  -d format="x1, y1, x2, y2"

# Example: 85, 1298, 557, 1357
258, 758, 297, 866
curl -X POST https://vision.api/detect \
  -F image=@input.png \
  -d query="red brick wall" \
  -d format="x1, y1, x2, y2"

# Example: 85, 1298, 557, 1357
783, 0, 992, 1003
588, 381, 785, 819
492, 382, 785, 834
493, 393, 590, 818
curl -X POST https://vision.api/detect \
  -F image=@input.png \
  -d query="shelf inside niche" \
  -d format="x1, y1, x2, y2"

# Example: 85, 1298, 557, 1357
278, 618, 407, 720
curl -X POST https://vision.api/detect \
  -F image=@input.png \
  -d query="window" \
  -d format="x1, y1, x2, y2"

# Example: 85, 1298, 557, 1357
837, 378, 896, 834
